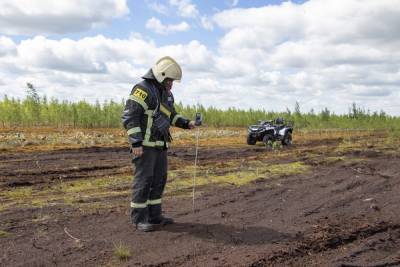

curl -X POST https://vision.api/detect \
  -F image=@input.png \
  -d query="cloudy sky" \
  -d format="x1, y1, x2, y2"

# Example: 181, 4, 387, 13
0, 0, 399, 115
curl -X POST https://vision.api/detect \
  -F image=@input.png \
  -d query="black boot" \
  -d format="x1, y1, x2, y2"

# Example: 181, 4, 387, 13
136, 222, 156, 232
149, 216, 174, 225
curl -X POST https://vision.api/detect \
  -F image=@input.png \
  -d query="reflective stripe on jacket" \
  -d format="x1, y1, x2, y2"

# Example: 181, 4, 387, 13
121, 73, 190, 149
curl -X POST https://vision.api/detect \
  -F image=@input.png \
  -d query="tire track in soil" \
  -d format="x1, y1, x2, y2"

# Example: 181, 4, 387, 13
0, 145, 290, 187
0, 137, 343, 187
250, 222, 400, 267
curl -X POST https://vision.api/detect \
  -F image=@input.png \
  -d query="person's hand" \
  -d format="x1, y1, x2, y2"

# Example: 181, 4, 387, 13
131, 146, 143, 158
188, 120, 196, 129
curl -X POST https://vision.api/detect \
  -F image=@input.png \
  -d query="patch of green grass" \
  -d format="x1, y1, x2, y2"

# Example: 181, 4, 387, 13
165, 161, 309, 194
320, 156, 345, 165
31, 198, 52, 207
32, 215, 51, 223
0, 175, 132, 212
61, 176, 131, 193
0, 230, 10, 238
113, 241, 131, 261
1, 187, 33, 199
0, 203, 6, 212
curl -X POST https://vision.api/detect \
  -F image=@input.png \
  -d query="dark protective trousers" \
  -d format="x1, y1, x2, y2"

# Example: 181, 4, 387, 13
131, 147, 168, 224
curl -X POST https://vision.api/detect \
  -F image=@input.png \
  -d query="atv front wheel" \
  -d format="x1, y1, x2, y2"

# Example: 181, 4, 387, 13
263, 135, 273, 149
247, 135, 256, 145
282, 132, 292, 146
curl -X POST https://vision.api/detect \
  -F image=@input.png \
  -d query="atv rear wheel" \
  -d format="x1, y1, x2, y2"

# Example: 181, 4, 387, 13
282, 132, 292, 146
247, 135, 256, 145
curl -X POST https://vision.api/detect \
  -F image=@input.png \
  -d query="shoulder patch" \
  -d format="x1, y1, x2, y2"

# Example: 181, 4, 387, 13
133, 88, 148, 100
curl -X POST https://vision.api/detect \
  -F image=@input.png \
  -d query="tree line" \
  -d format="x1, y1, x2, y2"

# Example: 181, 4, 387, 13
0, 84, 399, 130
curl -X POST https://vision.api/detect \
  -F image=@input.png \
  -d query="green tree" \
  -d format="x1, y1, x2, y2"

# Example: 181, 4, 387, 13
25, 82, 41, 125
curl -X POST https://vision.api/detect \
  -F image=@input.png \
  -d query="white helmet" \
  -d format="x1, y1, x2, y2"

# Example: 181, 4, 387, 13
152, 56, 182, 83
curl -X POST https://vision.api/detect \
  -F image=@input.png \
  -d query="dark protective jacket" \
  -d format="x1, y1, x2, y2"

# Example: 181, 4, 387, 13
121, 70, 190, 149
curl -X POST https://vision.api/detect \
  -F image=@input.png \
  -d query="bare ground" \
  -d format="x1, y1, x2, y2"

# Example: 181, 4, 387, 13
1, 132, 400, 267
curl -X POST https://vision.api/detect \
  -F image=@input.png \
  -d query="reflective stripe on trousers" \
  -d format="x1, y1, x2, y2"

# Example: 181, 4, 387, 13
130, 198, 162, 208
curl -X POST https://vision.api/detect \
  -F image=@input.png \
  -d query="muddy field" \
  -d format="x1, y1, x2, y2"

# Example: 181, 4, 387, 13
1, 129, 400, 266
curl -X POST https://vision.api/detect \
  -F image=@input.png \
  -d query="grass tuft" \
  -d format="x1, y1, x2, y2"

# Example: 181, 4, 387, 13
0, 230, 10, 238
113, 241, 131, 261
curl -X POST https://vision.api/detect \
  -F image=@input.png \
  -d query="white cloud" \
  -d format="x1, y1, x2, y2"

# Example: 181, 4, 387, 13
1, 0, 400, 115
0, 0, 129, 35
158, 40, 214, 72
200, 16, 214, 31
147, 1, 169, 15
0, 36, 16, 56
0, 34, 214, 103
210, 0, 400, 114
146, 17, 190, 35
17, 36, 106, 73
169, 0, 199, 18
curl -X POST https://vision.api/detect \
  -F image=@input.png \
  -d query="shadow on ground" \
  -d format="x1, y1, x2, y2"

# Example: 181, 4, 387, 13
162, 222, 296, 245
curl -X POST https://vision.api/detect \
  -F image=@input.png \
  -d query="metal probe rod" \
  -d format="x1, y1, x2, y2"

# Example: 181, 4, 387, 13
192, 126, 200, 213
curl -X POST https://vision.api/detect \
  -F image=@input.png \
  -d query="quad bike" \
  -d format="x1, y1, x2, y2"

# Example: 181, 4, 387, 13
247, 118, 293, 147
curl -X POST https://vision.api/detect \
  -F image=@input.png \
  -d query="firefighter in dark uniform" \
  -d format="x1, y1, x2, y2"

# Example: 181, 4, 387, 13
122, 56, 195, 232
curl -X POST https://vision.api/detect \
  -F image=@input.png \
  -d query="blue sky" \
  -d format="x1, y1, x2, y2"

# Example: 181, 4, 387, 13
0, 0, 399, 114
38, 0, 306, 48
73, 0, 228, 48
